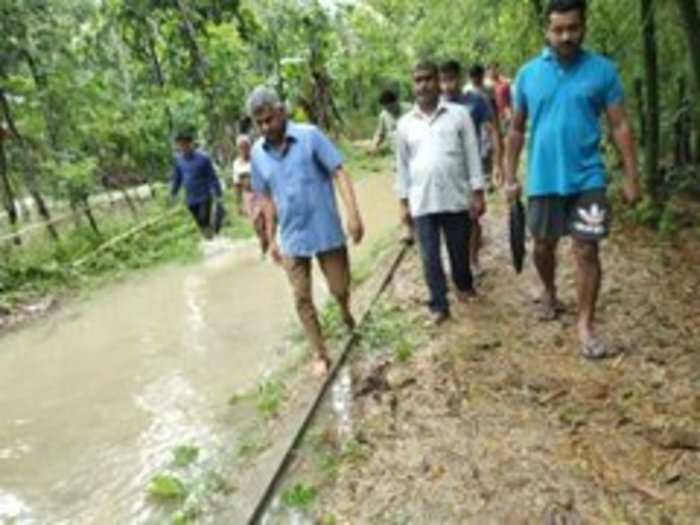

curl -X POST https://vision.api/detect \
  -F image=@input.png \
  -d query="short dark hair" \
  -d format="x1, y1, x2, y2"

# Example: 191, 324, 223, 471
469, 64, 485, 80
175, 128, 195, 142
546, 0, 587, 21
438, 59, 461, 77
413, 59, 439, 77
378, 89, 398, 106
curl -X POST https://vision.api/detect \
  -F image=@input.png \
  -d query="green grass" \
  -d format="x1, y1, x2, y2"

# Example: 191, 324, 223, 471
280, 482, 318, 511
172, 446, 199, 468
233, 426, 272, 461
255, 378, 286, 419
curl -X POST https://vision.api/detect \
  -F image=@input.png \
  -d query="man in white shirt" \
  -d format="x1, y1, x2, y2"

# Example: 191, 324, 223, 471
396, 60, 485, 325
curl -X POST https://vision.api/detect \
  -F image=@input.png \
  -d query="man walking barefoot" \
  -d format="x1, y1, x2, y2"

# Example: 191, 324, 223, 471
505, 0, 641, 359
247, 87, 364, 376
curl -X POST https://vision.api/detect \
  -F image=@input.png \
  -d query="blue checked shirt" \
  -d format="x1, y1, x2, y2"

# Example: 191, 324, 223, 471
251, 122, 345, 257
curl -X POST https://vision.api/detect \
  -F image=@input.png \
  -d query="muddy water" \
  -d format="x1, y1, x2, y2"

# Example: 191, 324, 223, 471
0, 173, 398, 524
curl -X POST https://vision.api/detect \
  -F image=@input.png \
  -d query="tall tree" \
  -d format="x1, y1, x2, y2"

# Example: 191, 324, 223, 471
673, 0, 700, 161
0, 126, 20, 245
641, 0, 661, 204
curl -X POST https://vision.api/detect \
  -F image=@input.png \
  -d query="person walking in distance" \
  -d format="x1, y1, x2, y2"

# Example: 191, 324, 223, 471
170, 129, 225, 239
505, 0, 641, 358
370, 89, 415, 244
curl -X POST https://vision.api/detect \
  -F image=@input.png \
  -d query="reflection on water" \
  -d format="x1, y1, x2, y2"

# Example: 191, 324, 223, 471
0, 492, 32, 524
0, 174, 397, 523
331, 366, 353, 438
183, 273, 206, 355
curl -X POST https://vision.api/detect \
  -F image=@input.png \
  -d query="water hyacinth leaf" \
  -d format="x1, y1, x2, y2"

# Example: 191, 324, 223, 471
147, 474, 188, 501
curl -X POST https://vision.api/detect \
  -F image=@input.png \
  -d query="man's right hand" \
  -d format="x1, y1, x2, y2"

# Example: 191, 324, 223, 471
504, 179, 522, 202
268, 240, 282, 265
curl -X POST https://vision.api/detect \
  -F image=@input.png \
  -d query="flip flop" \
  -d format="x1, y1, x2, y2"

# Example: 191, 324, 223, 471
580, 337, 614, 360
536, 299, 565, 321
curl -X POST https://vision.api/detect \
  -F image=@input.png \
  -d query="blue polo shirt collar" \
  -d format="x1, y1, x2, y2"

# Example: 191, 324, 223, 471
542, 46, 586, 67
262, 121, 300, 152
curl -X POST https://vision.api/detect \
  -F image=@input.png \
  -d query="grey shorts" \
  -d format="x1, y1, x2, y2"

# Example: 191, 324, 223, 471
528, 189, 611, 241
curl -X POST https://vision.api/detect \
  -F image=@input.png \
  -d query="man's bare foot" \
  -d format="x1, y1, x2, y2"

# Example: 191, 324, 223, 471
311, 354, 331, 377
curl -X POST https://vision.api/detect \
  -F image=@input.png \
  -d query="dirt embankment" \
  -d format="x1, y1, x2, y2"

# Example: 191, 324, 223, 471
312, 204, 700, 523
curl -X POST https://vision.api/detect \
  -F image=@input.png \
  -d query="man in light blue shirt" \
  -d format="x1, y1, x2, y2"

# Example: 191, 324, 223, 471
248, 87, 364, 376
505, 0, 640, 359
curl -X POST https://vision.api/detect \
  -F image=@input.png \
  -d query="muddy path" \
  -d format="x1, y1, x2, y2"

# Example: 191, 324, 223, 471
280, 197, 700, 523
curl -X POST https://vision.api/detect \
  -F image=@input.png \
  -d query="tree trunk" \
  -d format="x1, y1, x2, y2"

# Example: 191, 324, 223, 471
531, 0, 544, 24
146, 20, 174, 134
673, 0, 700, 162
0, 137, 21, 245
0, 87, 59, 240
175, 0, 208, 87
70, 200, 84, 229
641, 0, 662, 204
120, 187, 138, 217
674, 76, 692, 166
22, 50, 61, 151
634, 77, 646, 146
674, 0, 700, 91
82, 197, 101, 236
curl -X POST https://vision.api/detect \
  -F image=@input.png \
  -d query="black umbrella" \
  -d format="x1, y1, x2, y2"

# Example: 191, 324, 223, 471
509, 198, 526, 273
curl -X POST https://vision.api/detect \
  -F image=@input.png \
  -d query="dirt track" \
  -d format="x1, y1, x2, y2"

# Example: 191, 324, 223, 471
309, 198, 700, 523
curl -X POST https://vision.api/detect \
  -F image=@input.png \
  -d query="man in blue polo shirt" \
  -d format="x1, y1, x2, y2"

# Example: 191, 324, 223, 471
505, 0, 640, 359
247, 87, 364, 376
170, 129, 224, 239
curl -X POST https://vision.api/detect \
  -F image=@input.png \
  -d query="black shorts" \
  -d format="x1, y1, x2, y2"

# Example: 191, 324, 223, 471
188, 199, 225, 233
528, 189, 611, 241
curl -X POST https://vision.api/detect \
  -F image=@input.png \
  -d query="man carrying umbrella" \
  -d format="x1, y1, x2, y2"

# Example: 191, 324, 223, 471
505, 0, 640, 359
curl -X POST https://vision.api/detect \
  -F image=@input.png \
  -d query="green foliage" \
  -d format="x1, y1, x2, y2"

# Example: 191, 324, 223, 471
280, 482, 317, 511
394, 337, 413, 362
233, 428, 272, 461
147, 474, 188, 501
255, 378, 285, 418
0, 0, 697, 246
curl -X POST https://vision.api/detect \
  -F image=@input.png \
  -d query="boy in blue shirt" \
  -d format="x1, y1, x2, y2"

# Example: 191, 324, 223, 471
505, 0, 641, 359
170, 129, 224, 239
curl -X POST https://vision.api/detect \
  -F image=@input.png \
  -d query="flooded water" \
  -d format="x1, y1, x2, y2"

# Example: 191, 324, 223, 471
0, 174, 398, 524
